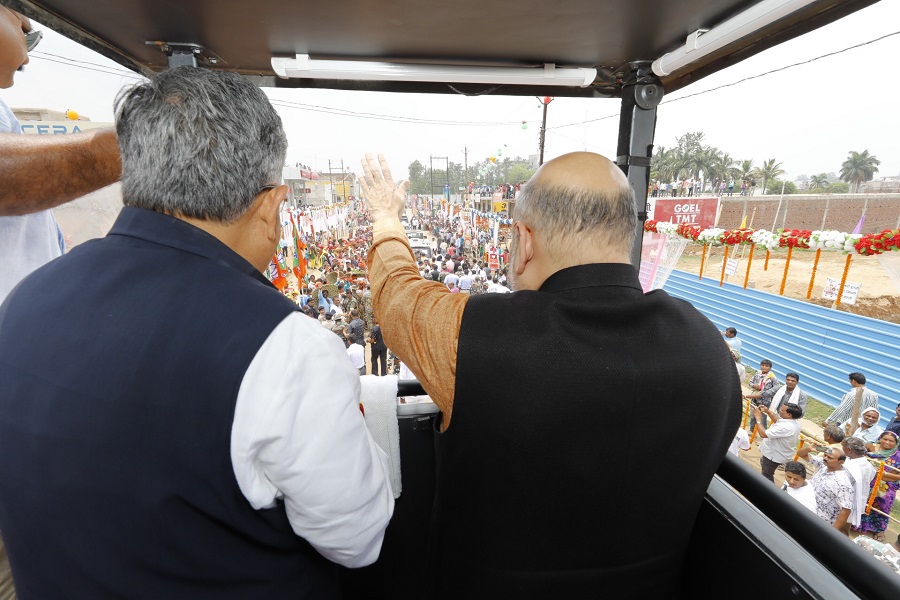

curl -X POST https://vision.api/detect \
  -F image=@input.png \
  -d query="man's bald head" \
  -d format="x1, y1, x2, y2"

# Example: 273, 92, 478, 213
530, 152, 631, 193
513, 152, 636, 266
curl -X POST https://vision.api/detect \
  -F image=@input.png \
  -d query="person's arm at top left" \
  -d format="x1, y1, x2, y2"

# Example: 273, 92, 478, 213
361, 154, 467, 428
0, 128, 121, 215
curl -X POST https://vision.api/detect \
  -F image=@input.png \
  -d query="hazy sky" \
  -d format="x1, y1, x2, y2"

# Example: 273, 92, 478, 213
5, 1, 899, 182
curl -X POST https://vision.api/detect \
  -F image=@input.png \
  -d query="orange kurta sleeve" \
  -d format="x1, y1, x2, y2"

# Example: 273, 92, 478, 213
368, 217, 467, 425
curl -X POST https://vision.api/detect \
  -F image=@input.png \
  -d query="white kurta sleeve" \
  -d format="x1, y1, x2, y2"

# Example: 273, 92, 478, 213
231, 312, 394, 567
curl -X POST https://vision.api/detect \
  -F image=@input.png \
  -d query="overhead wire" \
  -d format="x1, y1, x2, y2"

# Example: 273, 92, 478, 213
27, 28, 900, 131
547, 28, 900, 131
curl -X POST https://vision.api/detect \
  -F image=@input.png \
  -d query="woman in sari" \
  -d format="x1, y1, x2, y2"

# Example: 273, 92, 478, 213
856, 431, 900, 540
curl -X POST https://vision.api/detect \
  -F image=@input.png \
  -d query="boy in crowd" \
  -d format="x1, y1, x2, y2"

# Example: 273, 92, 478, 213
782, 461, 817, 514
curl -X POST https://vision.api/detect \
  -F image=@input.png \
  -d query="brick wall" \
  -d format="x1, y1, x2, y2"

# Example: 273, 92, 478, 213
714, 194, 900, 232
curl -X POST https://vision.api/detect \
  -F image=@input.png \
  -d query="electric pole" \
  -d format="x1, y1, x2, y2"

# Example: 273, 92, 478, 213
538, 96, 553, 166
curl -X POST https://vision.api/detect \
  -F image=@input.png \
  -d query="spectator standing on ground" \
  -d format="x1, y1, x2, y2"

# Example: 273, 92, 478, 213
369, 318, 388, 376
754, 403, 803, 483
822, 372, 879, 434
797, 445, 854, 532
744, 359, 779, 430
781, 461, 817, 514
722, 327, 741, 352
846, 408, 884, 447
841, 437, 877, 529
730, 349, 746, 384
767, 372, 808, 416
855, 431, 900, 541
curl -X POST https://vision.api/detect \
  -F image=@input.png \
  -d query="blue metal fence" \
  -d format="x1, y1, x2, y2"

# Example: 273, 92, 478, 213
663, 269, 900, 426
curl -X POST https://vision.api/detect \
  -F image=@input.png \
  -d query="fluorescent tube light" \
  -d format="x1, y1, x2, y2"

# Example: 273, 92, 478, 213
652, 0, 820, 76
271, 54, 597, 88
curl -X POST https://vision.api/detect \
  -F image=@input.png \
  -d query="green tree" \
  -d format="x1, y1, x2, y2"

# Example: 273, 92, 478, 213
508, 163, 536, 183
737, 159, 755, 183
840, 150, 880, 193
407, 160, 427, 194
765, 178, 796, 195
827, 181, 850, 194
757, 159, 785, 195
808, 173, 829, 191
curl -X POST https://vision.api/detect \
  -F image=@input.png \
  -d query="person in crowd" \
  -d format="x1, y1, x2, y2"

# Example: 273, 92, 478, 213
841, 437, 877, 529
369, 317, 388, 376
731, 349, 746, 384
318, 288, 336, 314
781, 461, 817, 514
729, 426, 750, 456
753, 403, 803, 483
346, 336, 366, 376
796, 445, 853, 531
884, 404, 900, 437
345, 309, 366, 347
823, 425, 845, 449
767, 372, 808, 416
744, 360, 779, 430
855, 431, 900, 541
844, 407, 884, 447
722, 327, 741, 352
361, 151, 740, 598
458, 269, 474, 293
822, 372, 879, 430
0, 68, 393, 597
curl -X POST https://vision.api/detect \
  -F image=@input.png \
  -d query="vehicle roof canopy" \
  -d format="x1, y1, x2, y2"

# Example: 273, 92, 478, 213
8, 0, 877, 97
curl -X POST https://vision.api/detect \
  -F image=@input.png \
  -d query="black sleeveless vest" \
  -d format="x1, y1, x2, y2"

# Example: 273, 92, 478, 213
0, 207, 338, 598
431, 264, 741, 599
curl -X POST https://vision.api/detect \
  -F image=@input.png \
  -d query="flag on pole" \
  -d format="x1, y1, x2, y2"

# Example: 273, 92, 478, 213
739, 215, 747, 229
851, 215, 865, 235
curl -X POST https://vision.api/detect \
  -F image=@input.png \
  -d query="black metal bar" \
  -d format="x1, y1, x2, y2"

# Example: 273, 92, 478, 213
396, 379, 425, 397
715, 453, 900, 598
616, 77, 662, 269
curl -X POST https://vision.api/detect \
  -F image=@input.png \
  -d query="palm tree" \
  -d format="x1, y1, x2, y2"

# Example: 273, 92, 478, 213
738, 160, 755, 183
757, 159, 785, 195
808, 173, 829, 191
840, 150, 880, 193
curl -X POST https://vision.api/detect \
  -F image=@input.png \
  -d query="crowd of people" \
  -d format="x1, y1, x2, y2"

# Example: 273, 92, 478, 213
724, 324, 900, 545
649, 176, 757, 197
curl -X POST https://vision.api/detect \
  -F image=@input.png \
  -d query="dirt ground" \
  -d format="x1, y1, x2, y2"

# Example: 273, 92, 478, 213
676, 246, 900, 324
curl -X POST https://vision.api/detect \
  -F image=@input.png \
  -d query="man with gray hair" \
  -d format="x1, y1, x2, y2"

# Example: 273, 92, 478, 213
362, 152, 740, 598
0, 67, 392, 598
842, 436, 877, 528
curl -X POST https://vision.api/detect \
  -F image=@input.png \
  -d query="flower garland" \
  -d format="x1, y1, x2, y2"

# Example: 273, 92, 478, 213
644, 222, 900, 256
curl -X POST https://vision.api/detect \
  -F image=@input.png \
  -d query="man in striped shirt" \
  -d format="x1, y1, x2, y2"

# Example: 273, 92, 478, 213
822, 372, 879, 429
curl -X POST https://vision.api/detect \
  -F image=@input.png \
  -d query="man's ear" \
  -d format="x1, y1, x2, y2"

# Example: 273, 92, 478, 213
255, 185, 288, 242
514, 221, 535, 276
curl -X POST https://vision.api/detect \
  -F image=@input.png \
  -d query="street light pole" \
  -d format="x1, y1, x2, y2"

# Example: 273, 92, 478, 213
538, 96, 553, 166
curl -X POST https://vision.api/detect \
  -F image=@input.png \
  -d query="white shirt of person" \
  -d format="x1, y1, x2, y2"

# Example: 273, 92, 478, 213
759, 418, 802, 464
783, 482, 818, 514
346, 341, 365, 370
444, 273, 460, 287
844, 455, 877, 527
486, 281, 512, 294
232, 313, 393, 567
458, 274, 473, 290
728, 428, 750, 456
